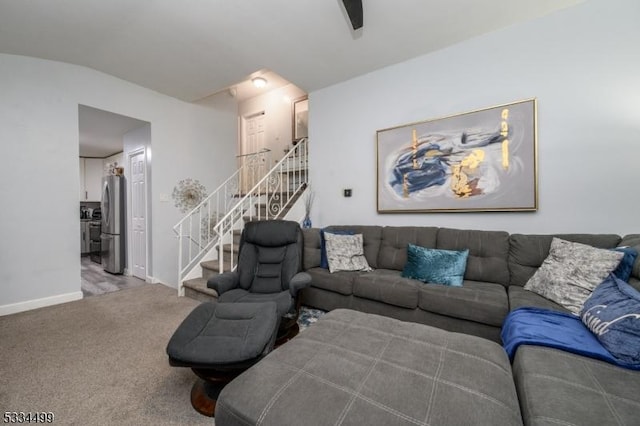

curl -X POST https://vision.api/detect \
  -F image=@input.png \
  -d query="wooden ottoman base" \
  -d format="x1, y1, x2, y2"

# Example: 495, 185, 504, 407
190, 369, 242, 417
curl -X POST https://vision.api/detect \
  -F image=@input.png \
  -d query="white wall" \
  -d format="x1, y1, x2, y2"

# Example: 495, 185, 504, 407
309, 0, 640, 235
0, 54, 237, 312
238, 84, 306, 165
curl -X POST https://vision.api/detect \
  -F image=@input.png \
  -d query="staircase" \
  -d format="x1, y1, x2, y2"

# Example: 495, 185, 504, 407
173, 138, 309, 301
181, 229, 241, 302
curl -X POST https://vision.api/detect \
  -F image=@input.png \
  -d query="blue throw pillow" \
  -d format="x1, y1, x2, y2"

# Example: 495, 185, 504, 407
612, 247, 638, 282
320, 229, 354, 269
580, 274, 640, 364
401, 244, 469, 287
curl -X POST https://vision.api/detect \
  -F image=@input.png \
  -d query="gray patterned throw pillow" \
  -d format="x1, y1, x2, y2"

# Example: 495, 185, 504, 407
324, 233, 372, 273
524, 238, 624, 314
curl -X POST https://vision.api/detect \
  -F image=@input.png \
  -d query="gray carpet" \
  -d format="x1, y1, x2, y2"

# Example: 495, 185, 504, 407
0, 284, 211, 425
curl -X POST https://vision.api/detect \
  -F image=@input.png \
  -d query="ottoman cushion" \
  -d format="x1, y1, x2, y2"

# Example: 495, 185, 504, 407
513, 345, 640, 426
166, 302, 278, 366
215, 309, 522, 425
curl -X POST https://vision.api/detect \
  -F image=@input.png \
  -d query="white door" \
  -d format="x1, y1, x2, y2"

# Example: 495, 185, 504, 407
242, 112, 266, 192
130, 150, 147, 280
245, 112, 265, 154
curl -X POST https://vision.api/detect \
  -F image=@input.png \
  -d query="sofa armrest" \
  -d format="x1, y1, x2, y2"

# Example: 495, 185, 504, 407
289, 272, 312, 297
207, 271, 239, 296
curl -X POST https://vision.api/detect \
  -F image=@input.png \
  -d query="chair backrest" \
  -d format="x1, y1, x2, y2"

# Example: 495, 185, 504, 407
236, 220, 303, 294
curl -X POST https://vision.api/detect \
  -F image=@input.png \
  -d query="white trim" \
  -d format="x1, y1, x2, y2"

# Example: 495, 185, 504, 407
0, 291, 83, 316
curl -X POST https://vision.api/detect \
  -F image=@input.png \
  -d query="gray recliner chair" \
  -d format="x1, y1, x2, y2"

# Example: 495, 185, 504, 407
207, 219, 312, 340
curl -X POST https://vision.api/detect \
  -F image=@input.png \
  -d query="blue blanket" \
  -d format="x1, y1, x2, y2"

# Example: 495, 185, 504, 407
501, 307, 640, 370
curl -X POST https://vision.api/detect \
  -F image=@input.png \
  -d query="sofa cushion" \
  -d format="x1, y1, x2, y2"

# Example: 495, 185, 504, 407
436, 228, 510, 286
507, 285, 569, 313
216, 309, 523, 426
306, 268, 358, 296
523, 238, 623, 314
324, 225, 383, 268
324, 233, 372, 273
320, 228, 354, 269
508, 233, 622, 287
580, 274, 640, 365
302, 228, 321, 270
513, 345, 640, 426
620, 234, 640, 281
402, 244, 469, 286
376, 226, 438, 270
353, 269, 419, 309
612, 247, 638, 282
617, 248, 640, 280
418, 280, 509, 327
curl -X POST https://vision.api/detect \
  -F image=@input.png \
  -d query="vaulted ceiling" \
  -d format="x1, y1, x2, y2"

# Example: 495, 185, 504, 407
0, 0, 584, 102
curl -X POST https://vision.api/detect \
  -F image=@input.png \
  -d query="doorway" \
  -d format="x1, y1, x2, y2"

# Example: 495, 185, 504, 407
78, 105, 151, 296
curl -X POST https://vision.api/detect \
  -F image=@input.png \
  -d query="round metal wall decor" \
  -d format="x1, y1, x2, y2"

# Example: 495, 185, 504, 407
172, 178, 207, 213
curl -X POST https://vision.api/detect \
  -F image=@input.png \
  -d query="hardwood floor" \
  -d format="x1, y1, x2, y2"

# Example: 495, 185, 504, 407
81, 256, 146, 297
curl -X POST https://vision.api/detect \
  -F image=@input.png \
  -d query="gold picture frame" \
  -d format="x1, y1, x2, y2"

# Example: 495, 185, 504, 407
292, 96, 308, 141
376, 98, 538, 213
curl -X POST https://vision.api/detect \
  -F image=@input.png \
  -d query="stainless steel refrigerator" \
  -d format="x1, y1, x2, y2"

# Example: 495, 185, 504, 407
101, 175, 125, 274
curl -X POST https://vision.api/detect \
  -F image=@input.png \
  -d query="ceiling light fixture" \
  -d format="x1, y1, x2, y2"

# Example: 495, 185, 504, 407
252, 77, 267, 88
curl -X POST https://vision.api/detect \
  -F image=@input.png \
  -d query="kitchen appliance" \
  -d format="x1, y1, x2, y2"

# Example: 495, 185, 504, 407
80, 221, 91, 254
101, 175, 125, 274
89, 221, 102, 264
80, 206, 89, 219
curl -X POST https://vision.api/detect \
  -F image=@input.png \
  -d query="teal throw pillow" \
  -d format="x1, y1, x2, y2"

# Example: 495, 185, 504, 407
402, 244, 469, 287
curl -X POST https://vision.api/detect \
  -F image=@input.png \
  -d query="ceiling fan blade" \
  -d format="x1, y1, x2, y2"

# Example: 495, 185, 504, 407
342, 0, 363, 30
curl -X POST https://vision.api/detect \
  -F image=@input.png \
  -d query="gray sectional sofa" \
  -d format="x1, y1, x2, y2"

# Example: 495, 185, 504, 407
301, 226, 640, 343
215, 226, 640, 425
299, 226, 640, 425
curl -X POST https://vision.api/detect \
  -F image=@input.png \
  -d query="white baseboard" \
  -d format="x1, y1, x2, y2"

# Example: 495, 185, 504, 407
0, 291, 84, 316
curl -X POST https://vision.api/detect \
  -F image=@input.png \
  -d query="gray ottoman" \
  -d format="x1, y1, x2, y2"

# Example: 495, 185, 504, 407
513, 345, 640, 426
167, 301, 278, 416
215, 308, 522, 425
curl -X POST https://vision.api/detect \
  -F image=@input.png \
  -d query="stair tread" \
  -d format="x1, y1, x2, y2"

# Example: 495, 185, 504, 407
201, 259, 233, 271
183, 278, 218, 297
222, 243, 239, 253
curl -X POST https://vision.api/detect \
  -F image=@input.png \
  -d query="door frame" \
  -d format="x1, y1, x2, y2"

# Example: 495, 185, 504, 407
126, 147, 150, 281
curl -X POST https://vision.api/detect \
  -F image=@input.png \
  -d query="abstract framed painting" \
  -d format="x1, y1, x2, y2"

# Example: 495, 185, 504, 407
376, 98, 538, 213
